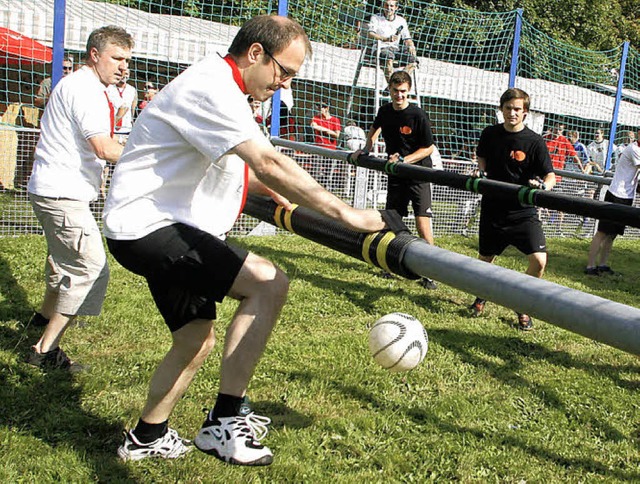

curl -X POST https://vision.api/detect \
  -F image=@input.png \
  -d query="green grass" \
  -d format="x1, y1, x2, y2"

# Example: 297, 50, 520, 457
0, 233, 638, 482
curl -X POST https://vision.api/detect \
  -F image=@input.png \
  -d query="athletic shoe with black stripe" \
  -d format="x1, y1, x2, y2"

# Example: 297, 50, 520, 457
468, 297, 486, 317
27, 346, 83, 373
194, 413, 273, 466
517, 313, 534, 331
117, 428, 193, 461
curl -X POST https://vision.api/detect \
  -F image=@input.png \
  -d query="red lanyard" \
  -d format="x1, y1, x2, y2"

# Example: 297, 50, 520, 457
222, 54, 248, 93
104, 91, 114, 137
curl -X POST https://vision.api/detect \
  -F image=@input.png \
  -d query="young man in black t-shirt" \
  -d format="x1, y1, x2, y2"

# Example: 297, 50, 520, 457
468, 88, 556, 330
357, 70, 438, 290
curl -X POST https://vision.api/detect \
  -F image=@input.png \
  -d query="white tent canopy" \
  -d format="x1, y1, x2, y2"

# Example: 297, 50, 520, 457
1, 0, 639, 124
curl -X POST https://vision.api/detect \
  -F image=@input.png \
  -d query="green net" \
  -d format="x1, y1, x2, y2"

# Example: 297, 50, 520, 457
0, 0, 639, 238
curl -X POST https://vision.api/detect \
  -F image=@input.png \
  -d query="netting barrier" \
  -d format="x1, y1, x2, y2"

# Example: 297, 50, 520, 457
1, 0, 638, 239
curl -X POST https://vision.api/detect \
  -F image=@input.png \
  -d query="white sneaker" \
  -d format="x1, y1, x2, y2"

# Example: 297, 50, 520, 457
194, 413, 273, 466
117, 428, 193, 461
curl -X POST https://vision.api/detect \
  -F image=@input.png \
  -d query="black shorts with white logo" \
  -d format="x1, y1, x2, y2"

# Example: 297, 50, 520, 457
478, 212, 547, 257
386, 180, 433, 218
107, 223, 248, 332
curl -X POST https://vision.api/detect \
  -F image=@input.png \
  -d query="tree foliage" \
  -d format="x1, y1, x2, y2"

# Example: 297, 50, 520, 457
96, 0, 639, 51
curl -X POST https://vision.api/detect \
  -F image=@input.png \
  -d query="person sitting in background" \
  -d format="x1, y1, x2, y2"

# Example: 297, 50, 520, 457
367, 0, 417, 83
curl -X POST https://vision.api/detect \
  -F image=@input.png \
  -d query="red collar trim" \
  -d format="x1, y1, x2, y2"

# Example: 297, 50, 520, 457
223, 54, 247, 94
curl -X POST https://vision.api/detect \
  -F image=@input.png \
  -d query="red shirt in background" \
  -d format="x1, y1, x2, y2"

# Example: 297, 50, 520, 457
545, 134, 576, 182
312, 115, 341, 149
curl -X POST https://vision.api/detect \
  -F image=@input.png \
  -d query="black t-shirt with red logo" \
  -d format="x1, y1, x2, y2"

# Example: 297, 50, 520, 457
476, 123, 553, 217
373, 103, 434, 182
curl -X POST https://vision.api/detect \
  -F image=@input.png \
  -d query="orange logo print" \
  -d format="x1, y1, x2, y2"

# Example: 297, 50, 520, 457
400, 126, 412, 135
511, 150, 526, 162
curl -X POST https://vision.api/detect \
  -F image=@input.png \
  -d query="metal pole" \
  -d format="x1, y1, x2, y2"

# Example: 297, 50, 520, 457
508, 9, 523, 89
605, 41, 629, 171
272, 137, 640, 228
403, 241, 640, 356
51, 0, 67, 90
269, 0, 289, 138
243, 195, 640, 356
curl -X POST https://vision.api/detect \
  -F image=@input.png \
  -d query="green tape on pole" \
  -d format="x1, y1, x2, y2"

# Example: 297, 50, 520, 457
517, 187, 536, 206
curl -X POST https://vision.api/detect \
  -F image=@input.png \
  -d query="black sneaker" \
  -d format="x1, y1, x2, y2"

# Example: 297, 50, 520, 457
584, 267, 599, 276
28, 312, 50, 327
516, 313, 533, 331
27, 346, 83, 373
379, 271, 394, 279
468, 297, 485, 317
596, 265, 617, 276
419, 278, 438, 290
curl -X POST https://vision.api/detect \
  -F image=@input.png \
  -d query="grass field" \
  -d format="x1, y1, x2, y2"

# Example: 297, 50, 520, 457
0, 233, 638, 482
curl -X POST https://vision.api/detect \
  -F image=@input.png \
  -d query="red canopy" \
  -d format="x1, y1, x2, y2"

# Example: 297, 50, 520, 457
0, 26, 52, 65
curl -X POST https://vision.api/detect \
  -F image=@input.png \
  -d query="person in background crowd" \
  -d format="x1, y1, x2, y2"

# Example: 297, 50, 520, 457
34, 56, 75, 110
311, 101, 341, 149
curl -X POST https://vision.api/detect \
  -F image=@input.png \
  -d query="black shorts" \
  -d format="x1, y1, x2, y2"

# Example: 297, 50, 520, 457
107, 223, 248, 332
386, 181, 432, 218
597, 191, 633, 237
479, 212, 546, 257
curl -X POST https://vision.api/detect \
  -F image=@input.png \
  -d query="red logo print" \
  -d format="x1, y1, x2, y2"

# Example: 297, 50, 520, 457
400, 126, 412, 135
510, 150, 526, 162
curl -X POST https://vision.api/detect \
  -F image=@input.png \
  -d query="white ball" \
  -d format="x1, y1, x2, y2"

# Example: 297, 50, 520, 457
369, 312, 428, 372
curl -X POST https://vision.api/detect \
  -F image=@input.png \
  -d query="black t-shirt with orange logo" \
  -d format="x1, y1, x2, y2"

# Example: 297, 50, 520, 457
476, 123, 553, 217
373, 103, 434, 182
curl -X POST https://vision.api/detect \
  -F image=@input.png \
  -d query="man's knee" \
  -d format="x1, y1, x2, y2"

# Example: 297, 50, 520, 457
528, 253, 547, 275
172, 321, 216, 363
236, 256, 290, 302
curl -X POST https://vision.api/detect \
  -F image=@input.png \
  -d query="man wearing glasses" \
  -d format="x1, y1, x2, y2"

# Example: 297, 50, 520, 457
104, 15, 388, 466
34, 56, 75, 109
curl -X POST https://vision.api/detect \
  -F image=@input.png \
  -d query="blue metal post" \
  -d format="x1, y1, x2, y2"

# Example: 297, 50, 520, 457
606, 41, 629, 171
51, 0, 67, 90
508, 9, 523, 88
269, 0, 289, 137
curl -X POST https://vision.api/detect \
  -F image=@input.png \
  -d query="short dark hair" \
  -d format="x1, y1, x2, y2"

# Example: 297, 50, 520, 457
228, 15, 312, 59
389, 70, 412, 89
86, 25, 135, 55
499, 88, 530, 111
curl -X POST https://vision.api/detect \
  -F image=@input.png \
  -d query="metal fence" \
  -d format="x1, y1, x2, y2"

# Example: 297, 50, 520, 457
2, 125, 634, 240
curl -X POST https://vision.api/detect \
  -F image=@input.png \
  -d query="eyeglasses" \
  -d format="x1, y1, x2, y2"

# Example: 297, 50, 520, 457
262, 46, 296, 81
63, 66, 73, 71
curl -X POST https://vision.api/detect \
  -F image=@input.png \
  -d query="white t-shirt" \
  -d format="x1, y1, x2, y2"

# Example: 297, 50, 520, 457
587, 139, 616, 169
369, 13, 411, 48
608, 142, 640, 200
28, 66, 111, 201
108, 83, 137, 133
344, 124, 366, 151
103, 54, 268, 240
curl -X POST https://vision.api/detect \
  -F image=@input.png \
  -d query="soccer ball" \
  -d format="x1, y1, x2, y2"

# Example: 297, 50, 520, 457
368, 312, 428, 372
